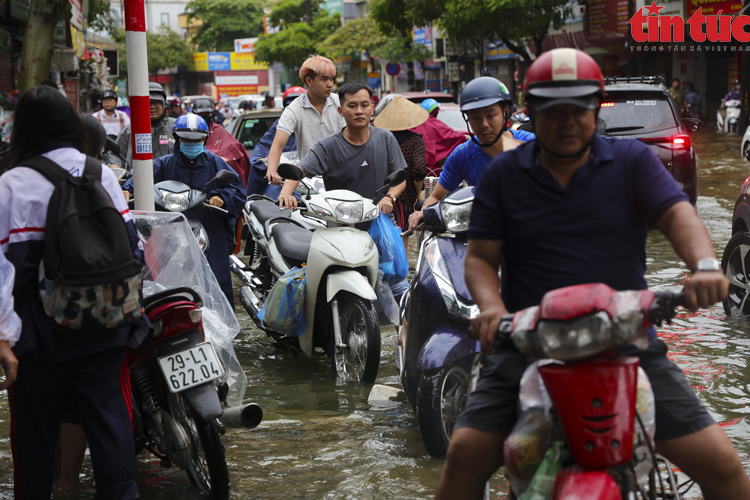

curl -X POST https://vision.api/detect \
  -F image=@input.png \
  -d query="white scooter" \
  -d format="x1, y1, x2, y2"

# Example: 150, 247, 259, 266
232, 164, 407, 382
239, 153, 327, 289
717, 99, 741, 133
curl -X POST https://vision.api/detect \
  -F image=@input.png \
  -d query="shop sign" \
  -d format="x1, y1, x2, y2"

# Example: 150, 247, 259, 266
367, 72, 380, 89
207, 52, 231, 71
69, 0, 83, 30
216, 85, 259, 97
231, 52, 268, 70
193, 53, 209, 71
234, 38, 257, 54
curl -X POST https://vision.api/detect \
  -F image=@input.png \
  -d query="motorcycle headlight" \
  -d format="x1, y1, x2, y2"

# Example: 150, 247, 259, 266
309, 203, 333, 218
424, 238, 479, 319
189, 219, 210, 253
364, 206, 380, 220
327, 199, 363, 223
159, 189, 191, 212
440, 200, 473, 233
537, 311, 614, 361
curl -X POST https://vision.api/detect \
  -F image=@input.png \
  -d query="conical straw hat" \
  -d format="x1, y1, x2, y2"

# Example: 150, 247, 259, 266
373, 96, 430, 131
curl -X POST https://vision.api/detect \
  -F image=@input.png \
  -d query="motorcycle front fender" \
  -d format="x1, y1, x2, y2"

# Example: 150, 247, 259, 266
554, 466, 621, 500
416, 329, 479, 372
180, 383, 223, 423
325, 269, 377, 302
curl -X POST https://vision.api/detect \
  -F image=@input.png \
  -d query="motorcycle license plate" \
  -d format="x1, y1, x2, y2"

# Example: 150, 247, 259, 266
158, 342, 225, 393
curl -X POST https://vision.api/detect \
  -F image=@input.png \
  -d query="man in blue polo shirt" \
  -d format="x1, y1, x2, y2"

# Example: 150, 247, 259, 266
435, 48, 750, 499
407, 77, 534, 231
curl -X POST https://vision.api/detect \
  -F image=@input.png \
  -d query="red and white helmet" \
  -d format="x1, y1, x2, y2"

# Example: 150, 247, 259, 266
524, 48, 604, 110
283, 86, 306, 108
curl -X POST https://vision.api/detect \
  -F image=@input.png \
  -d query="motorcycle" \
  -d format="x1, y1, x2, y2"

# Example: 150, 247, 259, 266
232, 163, 406, 383
497, 283, 693, 499
716, 99, 741, 133
398, 186, 481, 458
132, 169, 236, 255
131, 211, 260, 500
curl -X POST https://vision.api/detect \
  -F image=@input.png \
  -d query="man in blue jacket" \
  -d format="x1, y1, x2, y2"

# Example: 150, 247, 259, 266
247, 86, 305, 197
123, 114, 245, 306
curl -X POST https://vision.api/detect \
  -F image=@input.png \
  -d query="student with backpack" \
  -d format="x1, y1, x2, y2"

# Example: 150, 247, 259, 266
0, 86, 144, 500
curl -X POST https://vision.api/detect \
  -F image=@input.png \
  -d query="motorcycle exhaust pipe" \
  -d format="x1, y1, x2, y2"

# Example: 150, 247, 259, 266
240, 287, 264, 328
220, 403, 263, 429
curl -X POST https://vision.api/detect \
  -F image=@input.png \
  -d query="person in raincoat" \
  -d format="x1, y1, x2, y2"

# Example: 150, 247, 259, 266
122, 114, 245, 306
113, 82, 175, 168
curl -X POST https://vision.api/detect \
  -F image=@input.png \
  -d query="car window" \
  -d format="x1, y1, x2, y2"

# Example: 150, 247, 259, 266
598, 94, 676, 135
437, 109, 466, 131
237, 117, 276, 150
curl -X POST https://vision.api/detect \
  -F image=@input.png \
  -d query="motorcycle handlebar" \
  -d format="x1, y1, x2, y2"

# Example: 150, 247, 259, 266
492, 289, 687, 350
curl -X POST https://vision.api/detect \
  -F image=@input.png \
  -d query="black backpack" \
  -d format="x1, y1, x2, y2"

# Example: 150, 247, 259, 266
22, 154, 144, 334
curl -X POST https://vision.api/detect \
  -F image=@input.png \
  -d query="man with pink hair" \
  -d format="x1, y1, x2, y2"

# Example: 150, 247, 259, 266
265, 55, 345, 185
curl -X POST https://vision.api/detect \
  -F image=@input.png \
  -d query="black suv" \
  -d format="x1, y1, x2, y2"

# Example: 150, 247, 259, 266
599, 76, 700, 205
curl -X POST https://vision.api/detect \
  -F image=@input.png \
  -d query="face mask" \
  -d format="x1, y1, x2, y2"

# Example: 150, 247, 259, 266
180, 142, 204, 159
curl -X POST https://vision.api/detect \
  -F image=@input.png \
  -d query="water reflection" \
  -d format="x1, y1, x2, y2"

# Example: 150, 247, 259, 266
2, 129, 750, 499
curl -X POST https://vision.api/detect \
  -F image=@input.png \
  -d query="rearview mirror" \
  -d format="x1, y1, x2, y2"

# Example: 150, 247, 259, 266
680, 117, 702, 133
278, 163, 305, 181
105, 137, 121, 156
385, 169, 406, 187
205, 169, 237, 189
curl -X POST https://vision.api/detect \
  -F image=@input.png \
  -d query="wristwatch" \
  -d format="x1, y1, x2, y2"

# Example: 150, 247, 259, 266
692, 258, 721, 273
386, 193, 397, 204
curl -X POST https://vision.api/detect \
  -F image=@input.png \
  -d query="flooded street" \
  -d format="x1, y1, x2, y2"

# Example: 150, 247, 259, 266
1, 129, 750, 499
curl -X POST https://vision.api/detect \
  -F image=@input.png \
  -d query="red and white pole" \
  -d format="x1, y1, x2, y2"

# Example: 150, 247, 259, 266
124, 0, 155, 211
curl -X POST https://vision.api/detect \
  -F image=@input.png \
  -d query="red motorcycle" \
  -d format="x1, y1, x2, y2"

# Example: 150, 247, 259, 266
128, 287, 262, 500
498, 284, 695, 499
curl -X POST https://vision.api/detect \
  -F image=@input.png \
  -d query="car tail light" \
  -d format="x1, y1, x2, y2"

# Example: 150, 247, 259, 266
671, 135, 690, 149
600, 102, 615, 107
640, 135, 691, 150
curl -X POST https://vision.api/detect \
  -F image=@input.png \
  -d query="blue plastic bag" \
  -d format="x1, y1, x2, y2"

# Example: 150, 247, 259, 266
258, 266, 306, 336
368, 213, 409, 282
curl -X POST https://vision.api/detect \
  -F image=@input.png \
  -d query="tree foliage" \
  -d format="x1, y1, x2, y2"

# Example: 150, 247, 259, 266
113, 27, 194, 75
318, 17, 387, 59
185, 0, 265, 52
254, 0, 341, 77
373, 0, 574, 63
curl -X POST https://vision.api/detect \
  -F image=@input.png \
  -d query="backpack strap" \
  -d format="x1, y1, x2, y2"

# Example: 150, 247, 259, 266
82, 155, 103, 181
20, 155, 72, 186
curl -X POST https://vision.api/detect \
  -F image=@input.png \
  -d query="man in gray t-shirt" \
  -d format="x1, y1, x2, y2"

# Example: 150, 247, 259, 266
278, 82, 406, 214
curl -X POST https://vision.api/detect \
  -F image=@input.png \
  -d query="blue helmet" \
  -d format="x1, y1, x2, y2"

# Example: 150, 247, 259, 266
173, 113, 209, 140
421, 98, 440, 113
460, 77, 512, 112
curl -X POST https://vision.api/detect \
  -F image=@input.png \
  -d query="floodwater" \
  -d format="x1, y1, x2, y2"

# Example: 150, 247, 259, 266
1, 129, 750, 499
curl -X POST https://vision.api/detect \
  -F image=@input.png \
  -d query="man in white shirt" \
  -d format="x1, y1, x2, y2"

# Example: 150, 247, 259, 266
92, 89, 130, 137
265, 55, 345, 185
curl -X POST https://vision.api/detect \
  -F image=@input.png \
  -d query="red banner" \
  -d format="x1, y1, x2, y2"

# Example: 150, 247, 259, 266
216, 85, 258, 97
62, 78, 79, 111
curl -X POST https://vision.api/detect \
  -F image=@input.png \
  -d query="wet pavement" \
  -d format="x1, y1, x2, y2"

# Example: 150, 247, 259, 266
1, 128, 750, 499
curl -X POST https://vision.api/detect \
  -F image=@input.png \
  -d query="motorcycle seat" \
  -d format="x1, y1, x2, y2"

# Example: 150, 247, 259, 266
271, 223, 313, 263
250, 200, 291, 224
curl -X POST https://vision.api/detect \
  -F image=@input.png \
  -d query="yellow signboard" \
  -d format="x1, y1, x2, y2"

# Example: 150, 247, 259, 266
193, 53, 208, 71
230, 52, 268, 70
70, 26, 85, 59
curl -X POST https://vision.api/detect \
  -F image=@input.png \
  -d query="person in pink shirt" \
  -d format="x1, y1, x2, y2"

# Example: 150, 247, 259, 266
410, 99, 468, 176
